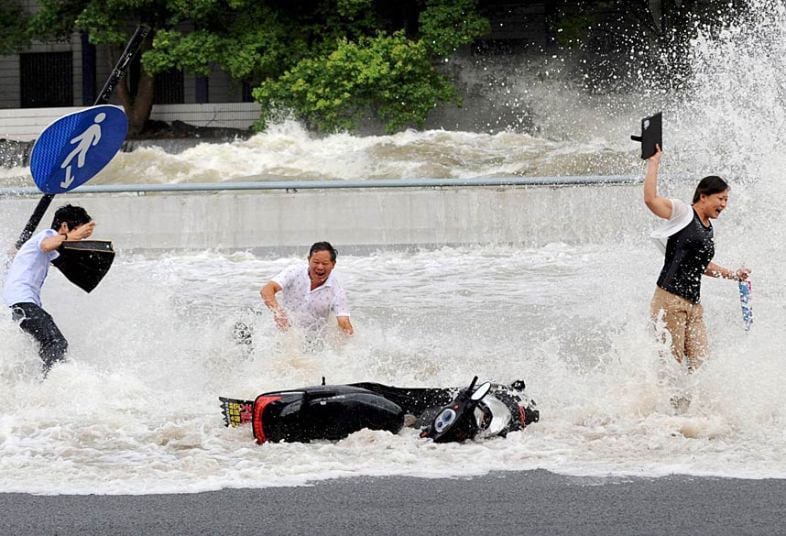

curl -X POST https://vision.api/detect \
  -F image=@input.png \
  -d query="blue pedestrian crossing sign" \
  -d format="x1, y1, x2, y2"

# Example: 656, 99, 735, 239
30, 105, 128, 194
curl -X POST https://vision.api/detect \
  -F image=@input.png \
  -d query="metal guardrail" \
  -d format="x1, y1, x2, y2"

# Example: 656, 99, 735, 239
0, 175, 641, 196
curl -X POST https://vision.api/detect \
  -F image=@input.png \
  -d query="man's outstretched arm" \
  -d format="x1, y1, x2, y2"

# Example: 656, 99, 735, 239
337, 316, 354, 336
261, 281, 289, 330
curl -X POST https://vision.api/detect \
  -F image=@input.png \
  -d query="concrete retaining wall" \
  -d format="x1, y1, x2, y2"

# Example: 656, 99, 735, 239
0, 183, 648, 253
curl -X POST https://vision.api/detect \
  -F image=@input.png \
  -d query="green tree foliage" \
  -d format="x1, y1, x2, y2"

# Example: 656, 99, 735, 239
146, 0, 489, 132
143, 3, 297, 82
253, 32, 457, 133
248, 0, 490, 133
250, 0, 489, 132
0, 1, 30, 55
23, 0, 489, 133
419, 0, 490, 58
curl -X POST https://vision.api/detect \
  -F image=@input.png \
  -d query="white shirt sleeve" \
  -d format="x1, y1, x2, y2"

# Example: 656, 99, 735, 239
668, 199, 692, 224
650, 198, 694, 252
37, 229, 60, 259
331, 285, 350, 317
271, 263, 301, 289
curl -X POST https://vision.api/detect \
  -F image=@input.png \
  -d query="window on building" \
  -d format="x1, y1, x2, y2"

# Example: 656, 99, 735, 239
20, 51, 73, 108
154, 69, 184, 104
242, 81, 254, 103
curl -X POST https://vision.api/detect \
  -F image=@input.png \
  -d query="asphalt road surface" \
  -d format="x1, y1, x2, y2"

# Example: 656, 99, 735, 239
2, 470, 784, 535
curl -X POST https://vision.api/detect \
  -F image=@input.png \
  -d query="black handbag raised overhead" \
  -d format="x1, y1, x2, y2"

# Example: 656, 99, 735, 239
631, 112, 662, 160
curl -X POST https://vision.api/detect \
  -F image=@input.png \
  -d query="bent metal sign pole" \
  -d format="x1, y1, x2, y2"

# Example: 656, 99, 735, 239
15, 24, 150, 250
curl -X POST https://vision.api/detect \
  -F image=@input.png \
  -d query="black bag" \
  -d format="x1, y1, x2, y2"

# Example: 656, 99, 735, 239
51, 240, 115, 292
631, 112, 662, 159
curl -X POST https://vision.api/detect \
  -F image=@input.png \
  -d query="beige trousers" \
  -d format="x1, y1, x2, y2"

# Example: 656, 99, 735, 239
650, 287, 709, 371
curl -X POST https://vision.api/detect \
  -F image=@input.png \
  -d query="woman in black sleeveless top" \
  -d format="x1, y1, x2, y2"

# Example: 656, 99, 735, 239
644, 146, 749, 371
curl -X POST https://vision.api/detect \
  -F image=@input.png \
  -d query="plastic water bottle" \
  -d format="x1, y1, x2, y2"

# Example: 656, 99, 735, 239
738, 279, 753, 331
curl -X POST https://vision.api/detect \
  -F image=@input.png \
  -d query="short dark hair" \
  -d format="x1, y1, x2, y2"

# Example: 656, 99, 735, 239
693, 176, 729, 203
309, 241, 337, 262
51, 204, 91, 231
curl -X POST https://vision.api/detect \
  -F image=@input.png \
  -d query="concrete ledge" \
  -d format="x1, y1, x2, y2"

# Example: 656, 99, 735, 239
0, 183, 647, 252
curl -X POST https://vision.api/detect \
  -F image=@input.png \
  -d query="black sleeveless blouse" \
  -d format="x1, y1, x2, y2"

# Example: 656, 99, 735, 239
656, 209, 715, 303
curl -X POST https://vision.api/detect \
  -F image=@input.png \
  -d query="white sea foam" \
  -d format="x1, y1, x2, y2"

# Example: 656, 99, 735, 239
0, 236, 782, 495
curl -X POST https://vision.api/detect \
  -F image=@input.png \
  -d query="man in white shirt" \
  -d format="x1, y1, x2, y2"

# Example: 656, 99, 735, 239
261, 242, 353, 336
3, 204, 95, 376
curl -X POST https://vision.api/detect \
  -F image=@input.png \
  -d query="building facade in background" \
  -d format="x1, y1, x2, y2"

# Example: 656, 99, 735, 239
0, 1, 553, 112
0, 22, 249, 110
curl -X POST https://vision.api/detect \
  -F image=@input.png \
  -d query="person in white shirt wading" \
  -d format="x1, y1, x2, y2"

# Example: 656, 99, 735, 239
261, 242, 354, 337
4, 205, 96, 376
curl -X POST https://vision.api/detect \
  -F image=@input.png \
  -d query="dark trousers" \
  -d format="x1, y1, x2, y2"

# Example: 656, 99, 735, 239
10, 302, 68, 374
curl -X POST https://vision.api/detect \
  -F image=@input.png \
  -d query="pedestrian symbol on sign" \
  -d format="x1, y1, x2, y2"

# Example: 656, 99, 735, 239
60, 112, 107, 189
